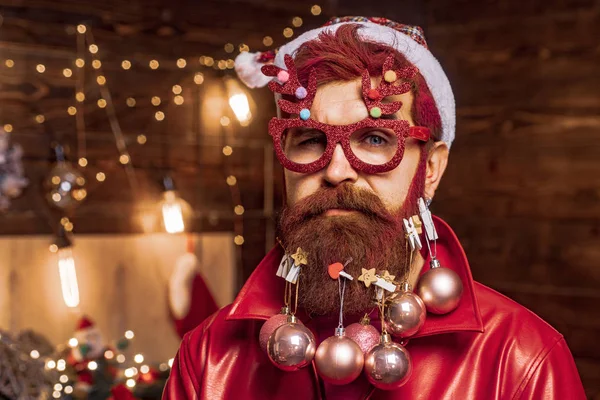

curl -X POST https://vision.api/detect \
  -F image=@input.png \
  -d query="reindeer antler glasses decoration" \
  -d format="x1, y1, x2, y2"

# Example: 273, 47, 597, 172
262, 54, 431, 175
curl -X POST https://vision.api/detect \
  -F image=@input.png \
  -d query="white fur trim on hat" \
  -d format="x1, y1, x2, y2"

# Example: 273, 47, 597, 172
234, 51, 274, 89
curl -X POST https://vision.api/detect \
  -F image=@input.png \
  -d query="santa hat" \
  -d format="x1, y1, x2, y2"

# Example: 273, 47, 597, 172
235, 16, 455, 148
76, 316, 95, 332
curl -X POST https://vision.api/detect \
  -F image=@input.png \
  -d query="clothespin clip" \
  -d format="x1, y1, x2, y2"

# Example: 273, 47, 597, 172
276, 255, 291, 278
374, 270, 396, 293
359, 268, 396, 294
418, 198, 438, 241
286, 247, 308, 284
403, 217, 422, 251
327, 258, 354, 280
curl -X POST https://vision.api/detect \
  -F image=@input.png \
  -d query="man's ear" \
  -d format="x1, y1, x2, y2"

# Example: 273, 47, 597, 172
424, 141, 449, 199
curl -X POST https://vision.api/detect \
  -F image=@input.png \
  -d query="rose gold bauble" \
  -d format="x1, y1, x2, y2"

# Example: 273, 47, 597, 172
364, 334, 412, 390
416, 259, 463, 315
267, 315, 316, 371
259, 307, 291, 353
385, 285, 426, 338
315, 328, 364, 385
345, 315, 380, 354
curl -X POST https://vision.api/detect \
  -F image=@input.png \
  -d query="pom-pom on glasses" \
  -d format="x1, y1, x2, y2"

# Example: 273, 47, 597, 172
263, 55, 431, 175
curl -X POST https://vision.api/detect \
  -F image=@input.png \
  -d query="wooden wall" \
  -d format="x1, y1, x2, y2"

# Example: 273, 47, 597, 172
423, 1, 600, 397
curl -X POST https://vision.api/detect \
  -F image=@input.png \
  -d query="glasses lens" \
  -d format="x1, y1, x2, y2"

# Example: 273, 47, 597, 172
349, 128, 398, 165
281, 127, 327, 165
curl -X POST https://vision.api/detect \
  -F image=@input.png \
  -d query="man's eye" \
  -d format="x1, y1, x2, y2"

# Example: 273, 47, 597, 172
365, 134, 387, 146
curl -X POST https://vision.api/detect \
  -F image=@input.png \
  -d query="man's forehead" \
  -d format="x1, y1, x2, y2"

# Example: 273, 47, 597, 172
311, 77, 414, 125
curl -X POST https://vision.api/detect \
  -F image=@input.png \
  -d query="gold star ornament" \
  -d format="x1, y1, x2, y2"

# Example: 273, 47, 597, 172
380, 270, 396, 283
358, 268, 378, 288
291, 247, 308, 266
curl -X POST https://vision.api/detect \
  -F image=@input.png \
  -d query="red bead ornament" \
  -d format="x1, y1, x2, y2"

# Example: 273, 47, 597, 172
367, 89, 380, 100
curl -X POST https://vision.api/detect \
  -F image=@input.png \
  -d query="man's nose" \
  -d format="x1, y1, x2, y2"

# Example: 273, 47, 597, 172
322, 144, 358, 187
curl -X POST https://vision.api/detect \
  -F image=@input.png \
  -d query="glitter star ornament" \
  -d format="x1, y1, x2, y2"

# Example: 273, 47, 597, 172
358, 268, 378, 287
291, 247, 308, 266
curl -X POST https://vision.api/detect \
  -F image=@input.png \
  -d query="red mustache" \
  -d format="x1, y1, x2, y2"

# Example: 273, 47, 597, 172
281, 184, 398, 226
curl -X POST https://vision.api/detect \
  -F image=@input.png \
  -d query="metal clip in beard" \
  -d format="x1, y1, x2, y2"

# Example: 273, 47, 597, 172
315, 270, 364, 385
262, 54, 431, 175
415, 198, 464, 315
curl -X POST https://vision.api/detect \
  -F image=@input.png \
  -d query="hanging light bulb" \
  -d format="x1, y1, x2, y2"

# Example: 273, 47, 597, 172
224, 77, 253, 126
54, 228, 80, 308
159, 176, 191, 234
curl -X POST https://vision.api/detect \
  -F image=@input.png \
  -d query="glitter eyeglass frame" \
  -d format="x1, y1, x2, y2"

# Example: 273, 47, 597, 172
269, 117, 431, 174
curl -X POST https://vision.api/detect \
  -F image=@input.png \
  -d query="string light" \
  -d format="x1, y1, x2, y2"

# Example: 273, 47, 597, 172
222, 146, 233, 156
54, 384, 63, 392
226, 175, 237, 186
47, 360, 57, 369
172, 85, 182, 94
126, 97, 136, 107
53, 391, 60, 399
36, 64, 46, 73
176, 58, 187, 68
234, 235, 245, 246
174, 95, 184, 105
5, 59, 14, 68
125, 330, 135, 339
194, 73, 204, 85
204, 57, 215, 67
49, 244, 58, 253
75, 58, 85, 68
217, 60, 226, 70
116, 354, 126, 363
76, 92, 85, 102
68, 338, 78, 347
76, 24, 86, 34
220, 116, 230, 126
155, 111, 165, 121
126, 379, 136, 388
119, 154, 130, 165
234, 205, 245, 215
134, 354, 144, 363
121, 60, 131, 70
97, 99, 107, 108
88, 361, 98, 370
239, 44, 249, 53
35, 114, 45, 123
96, 172, 106, 182
311, 4, 322, 15
64, 221, 74, 231
67, 106, 77, 115
3, 124, 13, 133
92, 60, 102, 69
88, 44, 98, 54
283, 28, 294, 38
30, 350, 40, 359
104, 350, 114, 359
140, 365, 150, 374
292, 17, 303, 27
168, 358, 174, 368
149, 60, 159, 69
226, 59, 235, 69
137, 134, 147, 144
263, 36, 273, 46
59, 375, 68, 383
78, 157, 88, 167
63, 68, 73, 77
151, 96, 161, 106
224, 43, 234, 53
64, 386, 73, 394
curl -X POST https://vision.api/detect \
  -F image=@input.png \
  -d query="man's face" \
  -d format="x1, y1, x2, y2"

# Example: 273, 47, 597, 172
277, 77, 438, 316
284, 77, 422, 212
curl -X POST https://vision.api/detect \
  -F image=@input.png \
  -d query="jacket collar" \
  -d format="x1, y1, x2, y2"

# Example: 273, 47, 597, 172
226, 216, 484, 337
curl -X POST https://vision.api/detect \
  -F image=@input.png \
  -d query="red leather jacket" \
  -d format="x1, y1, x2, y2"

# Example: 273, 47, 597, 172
163, 217, 585, 399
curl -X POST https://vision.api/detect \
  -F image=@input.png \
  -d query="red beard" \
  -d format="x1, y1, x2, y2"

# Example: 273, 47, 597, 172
277, 149, 427, 317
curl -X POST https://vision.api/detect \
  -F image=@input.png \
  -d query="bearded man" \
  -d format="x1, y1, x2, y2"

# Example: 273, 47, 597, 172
163, 17, 585, 399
